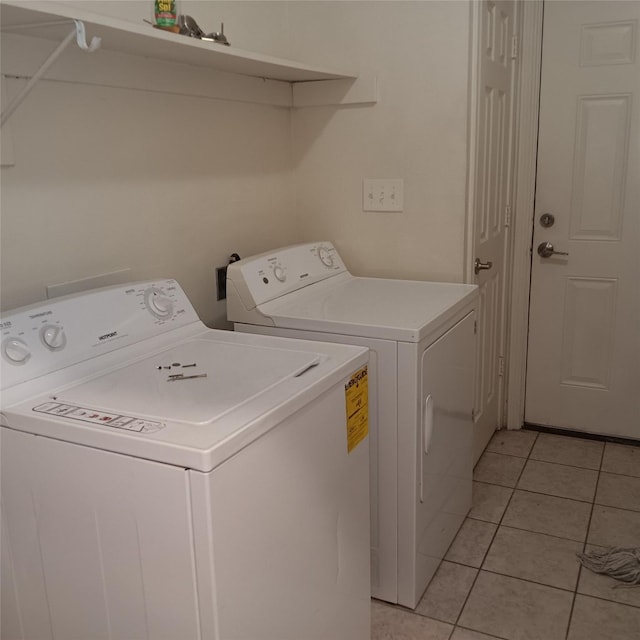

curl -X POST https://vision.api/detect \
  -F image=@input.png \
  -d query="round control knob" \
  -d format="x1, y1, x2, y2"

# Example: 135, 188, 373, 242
2, 338, 31, 365
144, 287, 174, 320
40, 324, 67, 351
317, 246, 334, 268
273, 265, 286, 282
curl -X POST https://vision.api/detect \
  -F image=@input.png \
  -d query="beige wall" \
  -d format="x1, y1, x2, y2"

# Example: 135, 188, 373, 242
1, 1, 472, 326
289, 1, 471, 282
0, 1, 296, 326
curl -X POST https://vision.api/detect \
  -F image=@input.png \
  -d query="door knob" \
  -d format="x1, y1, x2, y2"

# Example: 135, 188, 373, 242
474, 258, 493, 275
537, 241, 569, 258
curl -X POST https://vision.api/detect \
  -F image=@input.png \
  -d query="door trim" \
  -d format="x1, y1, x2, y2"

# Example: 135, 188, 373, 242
505, 0, 544, 428
464, 0, 481, 284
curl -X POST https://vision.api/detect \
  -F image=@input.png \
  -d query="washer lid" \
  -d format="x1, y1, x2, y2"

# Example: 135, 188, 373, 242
258, 277, 478, 342
4, 330, 368, 472
56, 338, 321, 425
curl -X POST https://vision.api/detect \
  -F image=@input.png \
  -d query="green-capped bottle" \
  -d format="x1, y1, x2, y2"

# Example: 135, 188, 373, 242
154, 0, 177, 27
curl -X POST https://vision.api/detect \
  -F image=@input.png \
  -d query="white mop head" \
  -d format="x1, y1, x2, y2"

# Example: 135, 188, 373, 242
578, 547, 640, 587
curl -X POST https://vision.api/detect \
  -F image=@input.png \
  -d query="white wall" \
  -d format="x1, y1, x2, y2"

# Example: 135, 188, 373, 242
1, 0, 472, 326
289, 1, 471, 282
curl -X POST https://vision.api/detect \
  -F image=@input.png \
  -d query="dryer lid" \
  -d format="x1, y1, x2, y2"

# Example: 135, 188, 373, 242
259, 277, 478, 342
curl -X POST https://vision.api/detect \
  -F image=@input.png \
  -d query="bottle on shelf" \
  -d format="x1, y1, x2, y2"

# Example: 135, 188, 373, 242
154, 0, 179, 29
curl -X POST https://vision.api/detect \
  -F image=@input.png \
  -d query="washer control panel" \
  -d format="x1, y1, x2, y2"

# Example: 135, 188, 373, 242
227, 242, 348, 310
33, 402, 164, 434
1, 280, 199, 390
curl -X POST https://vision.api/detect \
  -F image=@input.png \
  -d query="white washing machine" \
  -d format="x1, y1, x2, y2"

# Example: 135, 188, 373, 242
0, 279, 371, 640
227, 242, 478, 609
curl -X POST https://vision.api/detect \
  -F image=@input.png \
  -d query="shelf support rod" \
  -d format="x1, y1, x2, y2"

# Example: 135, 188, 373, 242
1, 20, 101, 127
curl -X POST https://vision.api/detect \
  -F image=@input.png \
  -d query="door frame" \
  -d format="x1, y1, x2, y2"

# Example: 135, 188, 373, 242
505, 0, 544, 428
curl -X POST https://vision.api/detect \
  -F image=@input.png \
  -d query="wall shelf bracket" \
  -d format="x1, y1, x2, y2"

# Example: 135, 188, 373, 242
1, 19, 101, 127
73, 19, 102, 53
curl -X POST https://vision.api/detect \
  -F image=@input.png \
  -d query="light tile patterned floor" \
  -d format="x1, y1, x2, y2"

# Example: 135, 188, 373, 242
371, 429, 640, 640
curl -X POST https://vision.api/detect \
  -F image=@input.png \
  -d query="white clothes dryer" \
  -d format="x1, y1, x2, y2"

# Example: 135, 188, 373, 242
0, 279, 370, 640
227, 242, 478, 608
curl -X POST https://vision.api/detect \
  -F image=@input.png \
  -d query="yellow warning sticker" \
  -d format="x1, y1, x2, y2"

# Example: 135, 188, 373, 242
345, 366, 369, 453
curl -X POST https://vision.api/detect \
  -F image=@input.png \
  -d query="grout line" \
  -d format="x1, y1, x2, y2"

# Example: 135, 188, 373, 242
451, 432, 540, 630
597, 468, 640, 481
526, 456, 603, 473
480, 449, 531, 460
564, 435, 606, 639
582, 449, 604, 554
488, 522, 585, 545
467, 519, 586, 544
591, 502, 640, 516
453, 624, 510, 640
483, 448, 531, 459
471, 481, 597, 505
571, 590, 640, 611
598, 470, 640, 480
478, 566, 577, 594
509, 486, 595, 505
473, 479, 514, 487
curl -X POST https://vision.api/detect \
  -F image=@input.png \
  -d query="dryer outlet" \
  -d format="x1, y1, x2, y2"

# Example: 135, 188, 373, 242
216, 266, 227, 301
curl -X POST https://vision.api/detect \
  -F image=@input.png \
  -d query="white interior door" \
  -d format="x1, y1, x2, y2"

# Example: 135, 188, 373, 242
525, 1, 640, 438
471, 0, 517, 461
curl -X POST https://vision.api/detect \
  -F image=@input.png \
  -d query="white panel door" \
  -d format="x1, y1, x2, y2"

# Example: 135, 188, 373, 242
471, 0, 517, 461
525, 1, 640, 438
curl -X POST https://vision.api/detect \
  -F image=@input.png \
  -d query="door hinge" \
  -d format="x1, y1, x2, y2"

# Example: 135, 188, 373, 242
511, 34, 519, 60
498, 356, 505, 377
474, 320, 478, 334
505, 204, 512, 228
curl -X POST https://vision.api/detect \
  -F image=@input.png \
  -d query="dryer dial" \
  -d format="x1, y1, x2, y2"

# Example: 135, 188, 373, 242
2, 338, 31, 365
144, 287, 174, 320
273, 265, 286, 282
317, 246, 334, 268
40, 324, 67, 351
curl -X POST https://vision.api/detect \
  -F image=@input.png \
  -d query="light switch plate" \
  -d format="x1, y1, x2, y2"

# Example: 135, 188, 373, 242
363, 179, 404, 212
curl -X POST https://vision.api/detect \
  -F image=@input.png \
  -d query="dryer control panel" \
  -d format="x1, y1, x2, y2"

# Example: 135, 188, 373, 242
0, 280, 199, 390
227, 242, 348, 312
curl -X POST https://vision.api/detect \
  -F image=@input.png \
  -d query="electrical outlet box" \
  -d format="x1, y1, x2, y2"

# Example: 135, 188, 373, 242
363, 178, 404, 212
216, 266, 227, 301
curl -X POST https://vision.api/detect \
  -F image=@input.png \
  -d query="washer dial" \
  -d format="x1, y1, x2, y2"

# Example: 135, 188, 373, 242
2, 338, 31, 365
144, 287, 174, 320
317, 246, 334, 268
40, 324, 67, 351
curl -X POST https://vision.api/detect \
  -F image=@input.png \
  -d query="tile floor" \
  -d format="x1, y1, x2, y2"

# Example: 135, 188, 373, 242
372, 429, 640, 640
